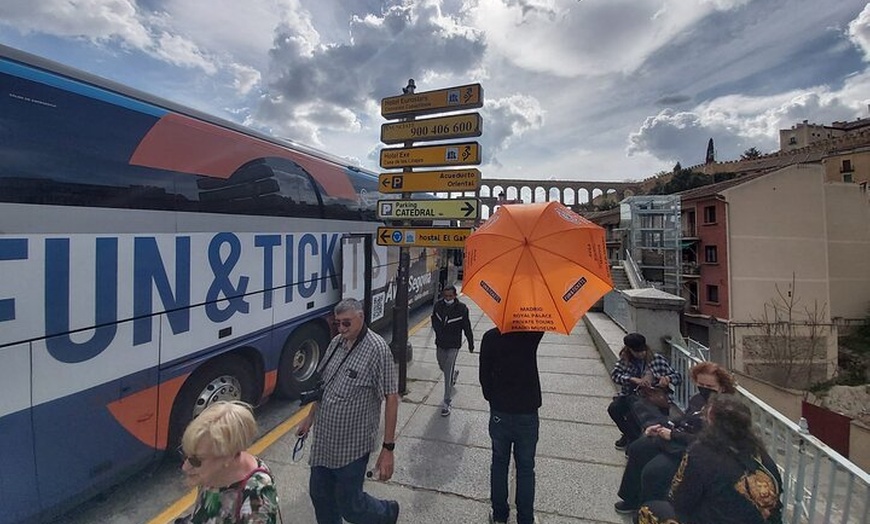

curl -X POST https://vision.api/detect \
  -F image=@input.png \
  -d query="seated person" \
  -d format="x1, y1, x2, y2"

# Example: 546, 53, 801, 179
637, 394, 783, 524
175, 401, 280, 524
608, 333, 681, 450
615, 361, 735, 514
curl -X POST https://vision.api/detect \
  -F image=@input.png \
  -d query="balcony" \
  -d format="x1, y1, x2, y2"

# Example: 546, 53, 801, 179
682, 262, 701, 278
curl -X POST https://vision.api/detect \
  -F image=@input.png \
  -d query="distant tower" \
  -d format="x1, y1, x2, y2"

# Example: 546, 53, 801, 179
705, 138, 715, 164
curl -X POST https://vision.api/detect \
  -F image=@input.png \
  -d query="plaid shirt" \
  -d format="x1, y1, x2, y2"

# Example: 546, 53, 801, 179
610, 353, 682, 396
309, 327, 398, 469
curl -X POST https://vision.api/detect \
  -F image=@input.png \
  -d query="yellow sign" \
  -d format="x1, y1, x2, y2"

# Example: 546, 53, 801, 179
378, 169, 481, 193
380, 142, 480, 169
381, 113, 482, 144
377, 227, 473, 248
381, 84, 483, 119
377, 198, 479, 220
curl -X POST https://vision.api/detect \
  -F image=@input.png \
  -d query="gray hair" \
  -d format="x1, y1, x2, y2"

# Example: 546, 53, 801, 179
334, 298, 364, 316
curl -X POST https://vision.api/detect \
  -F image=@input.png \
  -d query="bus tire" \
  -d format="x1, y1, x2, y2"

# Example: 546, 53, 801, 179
167, 355, 257, 455
275, 323, 330, 399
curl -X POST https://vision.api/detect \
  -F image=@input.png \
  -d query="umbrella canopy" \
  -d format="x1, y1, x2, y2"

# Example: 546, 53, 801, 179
463, 201, 613, 334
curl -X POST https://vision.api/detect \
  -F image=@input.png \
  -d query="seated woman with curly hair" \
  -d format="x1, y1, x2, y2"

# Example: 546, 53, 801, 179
637, 394, 783, 524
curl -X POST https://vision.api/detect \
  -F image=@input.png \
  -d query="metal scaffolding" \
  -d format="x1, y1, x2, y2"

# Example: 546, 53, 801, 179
620, 195, 682, 295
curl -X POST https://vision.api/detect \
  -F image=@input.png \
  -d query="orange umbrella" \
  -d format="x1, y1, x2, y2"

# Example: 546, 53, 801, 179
463, 201, 613, 334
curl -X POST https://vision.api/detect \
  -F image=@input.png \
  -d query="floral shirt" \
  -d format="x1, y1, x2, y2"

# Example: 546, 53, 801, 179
177, 458, 279, 524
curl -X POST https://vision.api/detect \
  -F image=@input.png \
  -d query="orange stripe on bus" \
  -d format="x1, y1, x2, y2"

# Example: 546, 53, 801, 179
263, 369, 278, 397
129, 113, 357, 199
106, 374, 188, 451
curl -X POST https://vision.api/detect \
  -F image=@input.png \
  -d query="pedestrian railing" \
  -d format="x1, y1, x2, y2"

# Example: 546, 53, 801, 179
666, 339, 870, 524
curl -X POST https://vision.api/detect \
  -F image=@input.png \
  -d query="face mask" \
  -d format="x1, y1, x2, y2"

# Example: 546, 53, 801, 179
444, 299, 455, 306
698, 386, 717, 401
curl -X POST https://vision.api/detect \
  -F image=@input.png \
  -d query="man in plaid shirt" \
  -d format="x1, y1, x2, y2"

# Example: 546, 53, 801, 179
297, 298, 400, 524
608, 333, 681, 450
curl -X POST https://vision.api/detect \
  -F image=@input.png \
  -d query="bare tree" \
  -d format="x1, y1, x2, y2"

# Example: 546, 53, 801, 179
744, 274, 832, 390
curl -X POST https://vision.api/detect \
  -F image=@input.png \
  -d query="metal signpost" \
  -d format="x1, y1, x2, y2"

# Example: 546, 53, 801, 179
380, 79, 483, 394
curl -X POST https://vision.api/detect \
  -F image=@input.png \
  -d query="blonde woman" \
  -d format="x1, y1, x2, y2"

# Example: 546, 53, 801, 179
175, 401, 280, 524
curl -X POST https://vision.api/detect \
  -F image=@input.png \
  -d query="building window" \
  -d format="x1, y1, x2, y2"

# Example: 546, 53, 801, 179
843, 173, 853, 183
841, 160, 853, 173
706, 284, 719, 304
687, 282, 699, 307
703, 205, 717, 224
704, 245, 718, 263
788, 136, 797, 145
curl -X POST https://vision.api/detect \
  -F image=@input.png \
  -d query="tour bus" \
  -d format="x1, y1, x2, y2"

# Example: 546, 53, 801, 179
0, 45, 449, 523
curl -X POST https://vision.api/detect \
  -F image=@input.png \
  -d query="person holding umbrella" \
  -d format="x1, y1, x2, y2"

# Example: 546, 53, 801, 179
479, 327, 545, 524
431, 284, 475, 416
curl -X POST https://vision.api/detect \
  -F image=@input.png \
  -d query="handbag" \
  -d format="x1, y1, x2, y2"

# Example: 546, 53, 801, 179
637, 384, 671, 410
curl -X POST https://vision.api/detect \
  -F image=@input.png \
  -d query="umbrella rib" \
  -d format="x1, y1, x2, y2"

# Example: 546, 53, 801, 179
462, 244, 523, 284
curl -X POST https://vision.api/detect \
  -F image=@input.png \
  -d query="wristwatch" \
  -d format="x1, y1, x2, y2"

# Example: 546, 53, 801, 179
382, 442, 395, 451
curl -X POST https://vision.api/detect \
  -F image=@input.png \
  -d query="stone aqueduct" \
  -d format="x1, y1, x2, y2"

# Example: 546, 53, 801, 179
445, 177, 643, 216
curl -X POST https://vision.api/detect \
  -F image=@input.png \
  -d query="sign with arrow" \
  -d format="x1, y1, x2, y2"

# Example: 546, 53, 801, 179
377, 198, 480, 220
381, 83, 483, 119
378, 169, 481, 193
377, 227, 473, 248
380, 142, 480, 169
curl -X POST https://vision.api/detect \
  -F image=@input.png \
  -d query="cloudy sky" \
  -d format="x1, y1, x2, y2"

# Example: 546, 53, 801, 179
2, 0, 869, 183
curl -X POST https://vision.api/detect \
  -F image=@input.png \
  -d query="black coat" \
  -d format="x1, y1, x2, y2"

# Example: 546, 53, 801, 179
431, 299, 474, 350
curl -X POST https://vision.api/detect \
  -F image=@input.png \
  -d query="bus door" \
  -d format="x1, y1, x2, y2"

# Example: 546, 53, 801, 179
0, 342, 38, 523
341, 234, 372, 324
31, 319, 160, 512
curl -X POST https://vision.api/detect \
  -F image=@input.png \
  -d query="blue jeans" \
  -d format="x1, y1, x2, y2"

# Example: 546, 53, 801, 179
489, 410, 539, 524
309, 453, 392, 524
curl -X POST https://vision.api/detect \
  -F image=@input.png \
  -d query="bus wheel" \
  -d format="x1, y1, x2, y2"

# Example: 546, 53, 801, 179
275, 323, 329, 399
167, 355, 256, 454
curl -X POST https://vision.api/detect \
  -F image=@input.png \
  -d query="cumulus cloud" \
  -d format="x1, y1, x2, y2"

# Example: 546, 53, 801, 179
254, 0, 486, 144
848, 2, 870, 60
0, 0, 278, 94
628, 80, 870, 165
467, 0, 750, 78
480, 94, 545, 166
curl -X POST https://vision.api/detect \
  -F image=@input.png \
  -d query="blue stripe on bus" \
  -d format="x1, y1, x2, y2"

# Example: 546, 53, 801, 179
0, 409, 39, 524
0, 58, 167, 118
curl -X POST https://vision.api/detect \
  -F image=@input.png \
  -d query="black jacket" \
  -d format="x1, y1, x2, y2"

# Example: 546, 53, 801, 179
479, 328, 544, 414
431, 299, 474, 350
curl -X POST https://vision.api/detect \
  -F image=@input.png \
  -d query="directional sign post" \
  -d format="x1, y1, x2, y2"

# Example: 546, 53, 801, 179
377, 198, 480, 220
380, 142, 481, 169
378, 169, 481, 193
380, 79, 483, 395
377, 227, 474, 248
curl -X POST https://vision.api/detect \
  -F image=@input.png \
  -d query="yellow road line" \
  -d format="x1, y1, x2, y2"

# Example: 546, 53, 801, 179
147, 404, 313, 524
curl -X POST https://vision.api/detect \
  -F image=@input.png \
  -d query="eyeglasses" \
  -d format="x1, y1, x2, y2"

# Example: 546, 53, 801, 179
333, 319, 353, 328
177, 446, 204, 468
292, 434, 307, 462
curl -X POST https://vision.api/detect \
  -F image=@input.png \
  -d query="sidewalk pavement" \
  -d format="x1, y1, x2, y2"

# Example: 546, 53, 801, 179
261, 298, 633, 524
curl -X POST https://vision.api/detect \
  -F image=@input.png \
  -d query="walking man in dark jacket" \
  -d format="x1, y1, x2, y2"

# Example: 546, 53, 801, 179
479, 327, 544, 524
431, 284, 475, 416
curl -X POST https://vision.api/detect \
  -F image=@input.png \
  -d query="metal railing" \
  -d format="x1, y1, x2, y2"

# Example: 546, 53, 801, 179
666, 339, 870, 524
623, 249, 648, 289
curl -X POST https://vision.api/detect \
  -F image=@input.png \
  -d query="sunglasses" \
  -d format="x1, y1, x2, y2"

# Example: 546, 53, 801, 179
333, 319, 354, 328
177, 446, 205, 468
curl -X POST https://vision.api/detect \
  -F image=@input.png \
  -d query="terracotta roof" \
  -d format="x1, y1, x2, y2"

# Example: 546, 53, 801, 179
676, 172, 768, 201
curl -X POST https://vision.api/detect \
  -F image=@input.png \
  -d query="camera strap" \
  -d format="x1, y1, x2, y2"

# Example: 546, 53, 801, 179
321, 326, 368, 389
